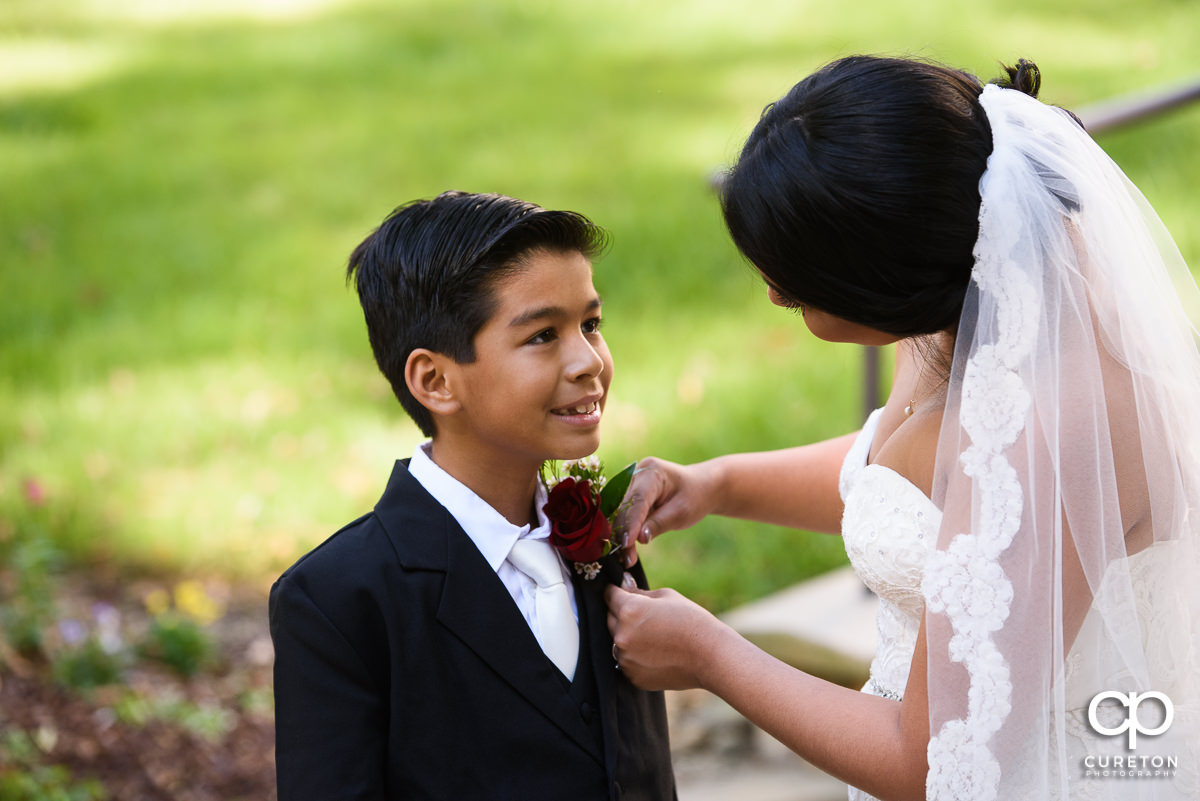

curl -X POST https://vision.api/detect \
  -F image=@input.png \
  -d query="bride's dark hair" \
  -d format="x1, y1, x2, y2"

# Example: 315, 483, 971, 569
721, 55, 1042, 337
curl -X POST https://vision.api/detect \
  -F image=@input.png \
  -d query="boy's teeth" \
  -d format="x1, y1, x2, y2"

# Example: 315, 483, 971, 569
556, 403, 595, 415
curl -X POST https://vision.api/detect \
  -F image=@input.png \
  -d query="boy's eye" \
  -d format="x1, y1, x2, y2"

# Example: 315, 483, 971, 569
582, 317, 602, 335
527, 328, 556, 345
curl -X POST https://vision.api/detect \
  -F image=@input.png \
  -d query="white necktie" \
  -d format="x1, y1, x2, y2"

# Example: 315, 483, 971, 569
506, 538, 578, 680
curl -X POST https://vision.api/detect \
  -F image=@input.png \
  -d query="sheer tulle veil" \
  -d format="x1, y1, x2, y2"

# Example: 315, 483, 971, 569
922, 84, 1200, 799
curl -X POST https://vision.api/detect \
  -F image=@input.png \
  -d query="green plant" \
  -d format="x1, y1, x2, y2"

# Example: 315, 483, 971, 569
113, 691, 234, 742
0, 766, 107, 801
0, 731, 108, 801
0, 507, 63, 658
50, 638, 123, 690
0, 767, 107, 801
138, 614, 214, 677
237, 686, 274, 717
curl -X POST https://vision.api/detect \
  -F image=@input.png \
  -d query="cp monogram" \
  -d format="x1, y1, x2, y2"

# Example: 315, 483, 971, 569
1087, 690, 1174, 749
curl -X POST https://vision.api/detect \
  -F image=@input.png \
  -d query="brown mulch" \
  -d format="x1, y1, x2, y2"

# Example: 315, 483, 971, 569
0, 575, 278, 801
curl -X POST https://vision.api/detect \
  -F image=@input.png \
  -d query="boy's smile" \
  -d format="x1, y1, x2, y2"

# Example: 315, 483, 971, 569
435, 248, 613, 497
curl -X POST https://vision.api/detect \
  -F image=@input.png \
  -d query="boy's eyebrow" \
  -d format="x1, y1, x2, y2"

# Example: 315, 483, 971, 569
507, 296, 602, 328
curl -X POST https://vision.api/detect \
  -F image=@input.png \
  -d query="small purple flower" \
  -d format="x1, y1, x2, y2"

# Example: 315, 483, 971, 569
92, 603, 124, 653
58, 619, 87, 646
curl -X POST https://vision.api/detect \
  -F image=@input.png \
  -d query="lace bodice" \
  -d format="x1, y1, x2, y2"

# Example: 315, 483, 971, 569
839, 409, 940, 701
839, 409, 941, 801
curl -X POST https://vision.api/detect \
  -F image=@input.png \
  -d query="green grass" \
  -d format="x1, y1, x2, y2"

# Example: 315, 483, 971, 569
3, 0, 1200, 610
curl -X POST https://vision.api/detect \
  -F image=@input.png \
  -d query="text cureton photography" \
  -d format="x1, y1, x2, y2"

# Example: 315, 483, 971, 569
1084, 690, 1180, 780
1084, 754, 1179, 779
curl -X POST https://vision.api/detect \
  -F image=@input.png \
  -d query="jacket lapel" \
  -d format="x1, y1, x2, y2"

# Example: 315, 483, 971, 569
375, 461, 602, 764
577, 572, 621, 782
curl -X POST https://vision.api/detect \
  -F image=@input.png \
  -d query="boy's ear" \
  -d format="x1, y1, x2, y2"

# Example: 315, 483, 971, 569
405, 349, 461, 417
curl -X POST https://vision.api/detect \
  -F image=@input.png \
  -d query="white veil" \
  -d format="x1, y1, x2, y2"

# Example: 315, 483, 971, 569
922, 84, 1200, 799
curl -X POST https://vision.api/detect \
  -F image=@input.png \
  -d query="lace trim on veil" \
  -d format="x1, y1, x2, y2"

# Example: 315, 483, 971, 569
921, 85, 1037, 801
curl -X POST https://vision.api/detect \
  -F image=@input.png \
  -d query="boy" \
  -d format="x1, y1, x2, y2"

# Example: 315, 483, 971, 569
269, 191, 676, 800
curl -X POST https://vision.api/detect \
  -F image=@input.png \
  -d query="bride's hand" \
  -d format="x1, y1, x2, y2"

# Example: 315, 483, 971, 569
615, 457, 721, 558
604, 584, 729, 691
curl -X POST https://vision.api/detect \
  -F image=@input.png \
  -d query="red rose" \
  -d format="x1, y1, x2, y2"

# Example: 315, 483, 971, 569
543, 477, 612, 563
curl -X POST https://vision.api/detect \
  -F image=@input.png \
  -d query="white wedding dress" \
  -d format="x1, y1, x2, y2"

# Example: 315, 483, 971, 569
837, 408, 1200, 801
839, 408, 939, 801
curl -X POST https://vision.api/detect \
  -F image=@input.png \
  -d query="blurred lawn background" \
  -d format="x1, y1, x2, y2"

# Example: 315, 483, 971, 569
3, 0, 1199, 611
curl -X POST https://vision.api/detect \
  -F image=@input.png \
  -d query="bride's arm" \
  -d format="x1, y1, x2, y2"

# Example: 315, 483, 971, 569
617, 434, 857, 545
702, 435, 859, 533
605, 585, 931, 801
618, 341, 923, 544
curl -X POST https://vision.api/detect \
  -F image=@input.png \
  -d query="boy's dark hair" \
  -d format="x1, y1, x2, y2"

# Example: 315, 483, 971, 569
347, 191, 609, 437
720, 55, 999, 337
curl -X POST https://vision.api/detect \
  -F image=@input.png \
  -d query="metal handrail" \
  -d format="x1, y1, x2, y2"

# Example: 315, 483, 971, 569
861, 76, 1200, 420
1077, 78, 1200, 134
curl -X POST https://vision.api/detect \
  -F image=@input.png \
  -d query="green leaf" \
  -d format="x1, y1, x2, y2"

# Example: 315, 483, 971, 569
599, 462, 636, 519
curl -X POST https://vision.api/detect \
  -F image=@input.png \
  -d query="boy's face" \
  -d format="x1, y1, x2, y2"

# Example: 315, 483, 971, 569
444, 249, 613, 473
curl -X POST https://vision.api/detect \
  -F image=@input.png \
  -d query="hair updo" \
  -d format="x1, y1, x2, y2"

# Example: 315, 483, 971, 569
721, 55, 1042, 337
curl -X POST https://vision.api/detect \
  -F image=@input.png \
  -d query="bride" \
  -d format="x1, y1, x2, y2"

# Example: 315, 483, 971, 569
606, 56, 1200, 800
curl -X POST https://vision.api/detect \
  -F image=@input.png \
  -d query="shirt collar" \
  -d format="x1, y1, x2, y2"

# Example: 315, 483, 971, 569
408, 441, 551, 573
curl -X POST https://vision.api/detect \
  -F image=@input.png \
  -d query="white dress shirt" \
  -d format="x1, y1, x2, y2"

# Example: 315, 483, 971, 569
408, 442, 579, 634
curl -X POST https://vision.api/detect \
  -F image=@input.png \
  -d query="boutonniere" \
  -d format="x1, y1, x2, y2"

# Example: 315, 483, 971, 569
542, 457, 635, 583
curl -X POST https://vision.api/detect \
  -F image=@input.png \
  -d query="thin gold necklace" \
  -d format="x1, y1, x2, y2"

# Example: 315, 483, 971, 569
904, 362, 925, 416
905, 335, 952, 417
905, 376, 948, 416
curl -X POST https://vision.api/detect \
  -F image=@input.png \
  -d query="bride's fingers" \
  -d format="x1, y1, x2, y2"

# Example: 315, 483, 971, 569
604, 584, 657, 633
616, 459, 666, 548
604, 584, 637, 638
619, 539, 640, 568
638, 492, 699, 544
604, 582, 647, 614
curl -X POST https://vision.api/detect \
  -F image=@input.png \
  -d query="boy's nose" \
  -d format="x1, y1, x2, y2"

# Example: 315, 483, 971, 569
566, 335, 605, 380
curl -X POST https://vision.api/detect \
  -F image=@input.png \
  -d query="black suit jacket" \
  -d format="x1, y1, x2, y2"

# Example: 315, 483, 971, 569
270, 460, 676, 800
